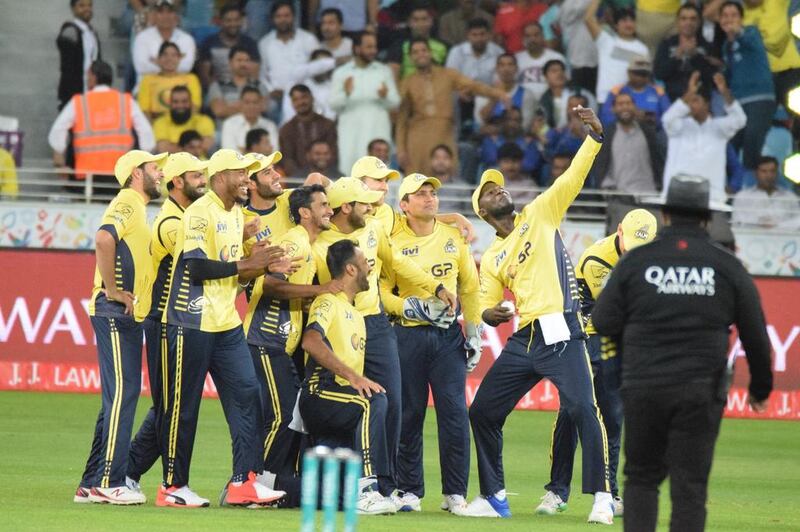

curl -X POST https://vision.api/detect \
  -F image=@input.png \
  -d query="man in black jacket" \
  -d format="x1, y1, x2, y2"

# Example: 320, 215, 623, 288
57, 0, 101, 110
592, 175, 773, 532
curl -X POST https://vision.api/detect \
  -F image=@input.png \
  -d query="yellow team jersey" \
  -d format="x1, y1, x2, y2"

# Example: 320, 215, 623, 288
370, 203, 402, 237
89, 188, 153, 322
165, 191, 245, 332
305, 292, 367, 387
147, 196, 184, 321
380, 219, 481, 327
479, 137, 602, 329
312, 218, 440, 318
242, 192, 294, 254
576, 234, 620, 335
244, 224, 317, 354
744, 0, 800, 72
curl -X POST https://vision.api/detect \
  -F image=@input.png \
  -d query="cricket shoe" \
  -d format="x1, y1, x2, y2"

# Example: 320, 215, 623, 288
73, 486, 91, 504
462, 493, 512, 518
357, 490, 397, 515
88, 486, 146, 505
587, 499, 614, 525
126, 477, 142, 494
613, 496, 624, 517
535, 490, 568, 515
440, 494, 469, 516
225, 472, 285, 507
156, 485, 210, 508
391, 491, 421, 512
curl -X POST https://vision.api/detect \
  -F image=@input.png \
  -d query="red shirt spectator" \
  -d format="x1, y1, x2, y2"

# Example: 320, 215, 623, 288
494, 0, 547, 53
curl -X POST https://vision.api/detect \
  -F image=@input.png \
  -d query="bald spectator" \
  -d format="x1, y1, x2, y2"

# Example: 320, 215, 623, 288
221, 87, 280, 153
279, 84, 338, 176
439, 0, 495, 46
132, 0, 196, 85
515, 21, 567, 96
197, 2, 260, 89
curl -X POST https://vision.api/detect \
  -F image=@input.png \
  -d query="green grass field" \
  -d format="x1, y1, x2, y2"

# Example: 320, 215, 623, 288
1, 391, 798, 531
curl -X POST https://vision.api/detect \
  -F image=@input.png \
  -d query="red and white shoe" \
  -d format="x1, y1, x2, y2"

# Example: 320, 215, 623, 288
225, 472, 285, 506
156, 485, 210, 508
73, 486, 91, 503
88, 486, 146, 505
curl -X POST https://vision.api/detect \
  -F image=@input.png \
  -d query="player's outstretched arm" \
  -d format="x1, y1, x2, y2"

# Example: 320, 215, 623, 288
302, 329, 385, 398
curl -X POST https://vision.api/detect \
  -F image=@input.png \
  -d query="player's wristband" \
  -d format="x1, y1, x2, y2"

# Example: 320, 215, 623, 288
588, 130, 604, 143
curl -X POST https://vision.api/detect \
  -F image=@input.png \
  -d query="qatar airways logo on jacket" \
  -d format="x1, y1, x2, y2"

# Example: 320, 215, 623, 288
644, 266, 716, 296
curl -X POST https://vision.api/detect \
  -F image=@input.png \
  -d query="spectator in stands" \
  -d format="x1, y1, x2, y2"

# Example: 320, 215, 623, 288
494, 0, 548, 54
57, 0, 100, 110
298, 139, 343, 178
476, 54, 538, 131
744, 0, 800, 109
178, 130, 206, 159
720, 0, 776, 171
429, 144, 471, 211
244, 127, 275, 156
221, 87, 280, 153
0, 147, 18, 198
548, 151, 573, 182
197, 2, 260, 90
497, 142, 539, 202
446, 18, 505, 86
595, 92, 664, 193
516, 21, 567, 96
537, 59, 598, 128
132, 0, 196, 85
279, 84, 338, 176
307, 0, 374, 35
762, 105, 795, 189
585, 0, 649, 104
281, 49, 337, 125
258, 1, 321, 107
559, 0, 598, 94
387, 7, 448, 80
367, 138, 392, 166
330, 32, 399, 174
481, 108, 544, 181
600, 56, 670, 128
439, 0, 495, 46
662, 71, 746, 201
653, 3, 719, 103
318, 7, 353, 62
154, 85, 215, 155
208, 46, 271, 123
544, 94, 590, 160
396, 38, 509, 176
733, 156, 800, 227
137, 41, 202, 120
48, 61, 154, 186
635, 0, 680, 55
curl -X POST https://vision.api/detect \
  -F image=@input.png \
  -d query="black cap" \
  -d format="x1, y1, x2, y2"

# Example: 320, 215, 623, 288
664, 174, 711, 213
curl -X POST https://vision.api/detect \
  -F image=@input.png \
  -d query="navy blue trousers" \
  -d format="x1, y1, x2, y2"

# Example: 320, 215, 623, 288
78, 316, 143, 488
362, 313, 400, 495
249, 345, 302, 475
395, 322, 469, 498
546, 334, 623, 499
160, 325, 261, 487
127, 318, 166, 481
469, 318, 610, 497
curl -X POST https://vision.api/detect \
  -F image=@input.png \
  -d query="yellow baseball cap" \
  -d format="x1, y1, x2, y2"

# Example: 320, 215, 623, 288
327, 177, 384, 209
247, 151, 283, 173
163, 152, 208, 180
113, 150, 168, 186
620, 208, 657, 251
207, 149, 259, 177
351, 156, 401, 181
471, 169, 505, 218
398, 173, 441, 200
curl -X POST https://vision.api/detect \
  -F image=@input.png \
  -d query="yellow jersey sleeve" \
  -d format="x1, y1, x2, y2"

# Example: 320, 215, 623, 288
377, 229, 440, 295
378, 268, 404, 317
98, 190, 141, 241
479, 260, 505, 315
306, 293, 335, 336
182, 208, 213, 259
156, 215, 181, 257
457, 240, 481, 324
580, 256, 612, 301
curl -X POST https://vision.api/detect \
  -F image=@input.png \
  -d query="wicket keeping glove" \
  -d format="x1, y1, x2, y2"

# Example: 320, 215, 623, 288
402, 296, 455, 328
464, 322, 483, 372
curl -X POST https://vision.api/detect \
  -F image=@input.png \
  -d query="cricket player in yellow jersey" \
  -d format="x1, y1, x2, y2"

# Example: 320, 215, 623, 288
243, 184, 343, 476
464, 106, 615, 524
299, 239, 396, 516
126, 152, 208, 491
378, 173, 482, 515
537, 208, 656, 518
242, 152, 294, 256
159, 149, 289, 508
75, 150, 166, 505
312, 177, 457, 498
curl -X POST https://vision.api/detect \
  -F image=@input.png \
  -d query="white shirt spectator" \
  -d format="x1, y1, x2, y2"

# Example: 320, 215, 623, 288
732, 187, 800, 228
48, 85, 154, 153
515, 48, 567, 97
445, 41, 506, 85
132, 26, 196, 82
595, 30, 648, 103
281, 77, 335, 126
323, 37, 354, 60
74, 18, 99, 91
559, 0, 598, 69
258, 28, 320, 92
220, 113, 280, 153
662, 98, 747, 202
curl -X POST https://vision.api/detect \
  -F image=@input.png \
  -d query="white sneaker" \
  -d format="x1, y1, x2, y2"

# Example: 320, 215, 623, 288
392, 491, 421, 512
535, 490, 567, 515
89, 486, 147, 505
156, 485, 210, 508
73, 486, 91, 503
441, 494, 468, 516
613, 496, 624, 517
357, 490, 397, 515
125, 477, 142, 494
587, 500, 614, 525
462, 494, 512, 518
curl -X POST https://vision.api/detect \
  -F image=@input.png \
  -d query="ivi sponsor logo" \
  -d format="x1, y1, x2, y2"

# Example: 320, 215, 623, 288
644, 266, 715, 296
402, 246, 419, 256
494, 250, 507, 268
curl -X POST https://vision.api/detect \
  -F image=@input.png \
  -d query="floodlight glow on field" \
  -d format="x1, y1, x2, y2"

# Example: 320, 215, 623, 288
783, 153, 800, 184
792, 14, 800, 39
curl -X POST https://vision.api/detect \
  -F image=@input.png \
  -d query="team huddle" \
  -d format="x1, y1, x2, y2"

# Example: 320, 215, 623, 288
73, 106, 655, 525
